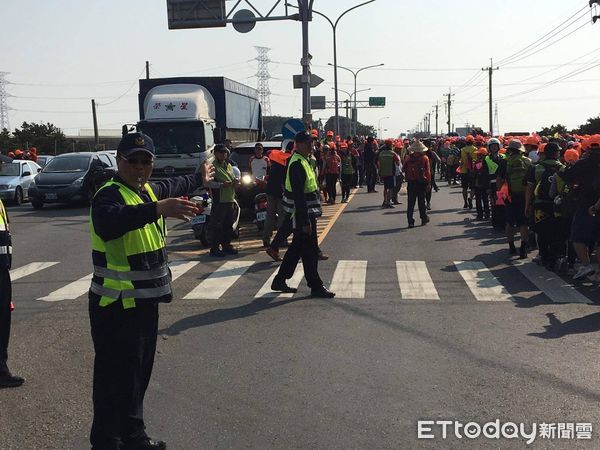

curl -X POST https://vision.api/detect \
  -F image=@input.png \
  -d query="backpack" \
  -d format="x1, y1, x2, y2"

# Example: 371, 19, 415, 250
447, 153, 459, 166
534, 160, 563, 203
506, 154, 531, 196
404, 155, 428, 182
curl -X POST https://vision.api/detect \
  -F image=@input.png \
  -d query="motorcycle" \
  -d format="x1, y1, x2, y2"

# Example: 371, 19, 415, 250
254, 192, 268, 231
190, 189, 241, 247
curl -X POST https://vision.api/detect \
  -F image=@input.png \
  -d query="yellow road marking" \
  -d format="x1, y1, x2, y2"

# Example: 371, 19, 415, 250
318, 188, 357, 245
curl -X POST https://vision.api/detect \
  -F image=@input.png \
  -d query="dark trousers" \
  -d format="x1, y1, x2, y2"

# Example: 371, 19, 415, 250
209, 202, 234, 251
407, 181, 428, 224
89, 299, 159, 448
0, 269, 11, 375
271, 213, 293, 250
392, 175, 403, 203
341, 174, 353, 199
475, 188, 490, 218
356, 165, 365, 187
325, 174, 338, 202
275, 218, 323, 290
446, 165, 458, 183
365, 162, 377, 192
535, 207, 560, 266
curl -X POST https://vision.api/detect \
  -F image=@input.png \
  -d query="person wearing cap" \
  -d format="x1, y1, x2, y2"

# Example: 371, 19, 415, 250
88, 132, 214, 450
525, 142, 564, 269
248, 142, 270, 181
0, 182, 24, 389
403, 141, 431, 228
363, 136, 379, 193
206, 144, 240, 257
377, 139, 400, 208
560, 135, 600, 280
323, 145, 341, 204
459, 136, 477, 209
496, 139, 532, 258
472, 147, 491, 220
272, 131, 335, 298
485, 138, 506, 230
339, 142, 355, 203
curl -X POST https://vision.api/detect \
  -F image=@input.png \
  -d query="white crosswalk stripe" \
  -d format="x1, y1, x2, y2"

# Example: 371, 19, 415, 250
255, 266, 304, 299
329, 260, 367, 299
12, 259, 598, 305
184, 261, 254, 300
169, 260, 200, 281
513, 261, 592, 304
396, 261, 439, 300
454, 261, 514, 302
37, 273, 92, 302
10, 261, 60, 281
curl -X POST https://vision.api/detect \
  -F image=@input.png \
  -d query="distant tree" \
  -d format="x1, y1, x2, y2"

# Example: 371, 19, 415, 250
0, 128, 12, 153
573, 116, 600, 135
323, 116, 376, 138
11, 122, 68, 154
538, 123, 568, 136
262, 115, 294, 139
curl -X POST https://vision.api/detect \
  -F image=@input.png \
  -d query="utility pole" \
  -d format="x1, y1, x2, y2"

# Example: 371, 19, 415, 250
494, 103, 499, 136
445, 88, 454, 135
344, 99, 349, 119
91, 99, 99, 147
433, 103, 439, 136
482, 58, 499, 136
299, 0, 312, 128
145, 61, 150, 79
426, 112, 432, 134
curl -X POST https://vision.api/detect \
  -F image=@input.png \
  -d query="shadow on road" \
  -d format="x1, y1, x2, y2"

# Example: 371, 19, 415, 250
159, 296, 303, 336
357, 227, 404, 236
528, 312, 600, 339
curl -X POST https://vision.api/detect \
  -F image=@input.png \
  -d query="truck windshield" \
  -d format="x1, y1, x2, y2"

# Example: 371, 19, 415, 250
140, 123, 205, 156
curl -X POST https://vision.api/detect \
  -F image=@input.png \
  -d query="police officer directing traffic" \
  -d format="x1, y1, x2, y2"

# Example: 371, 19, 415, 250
88, 132, 214, 450
0, 194, 24, 389
271, 131, 335, 298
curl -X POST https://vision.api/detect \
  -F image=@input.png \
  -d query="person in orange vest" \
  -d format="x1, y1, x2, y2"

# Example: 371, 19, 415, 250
0, 194, 24, 388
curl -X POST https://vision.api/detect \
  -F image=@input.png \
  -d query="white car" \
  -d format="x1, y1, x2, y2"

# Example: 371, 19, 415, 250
0, 160, 41, 205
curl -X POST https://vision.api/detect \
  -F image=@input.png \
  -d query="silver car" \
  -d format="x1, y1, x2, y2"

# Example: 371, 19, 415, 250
0, 160, 41, 205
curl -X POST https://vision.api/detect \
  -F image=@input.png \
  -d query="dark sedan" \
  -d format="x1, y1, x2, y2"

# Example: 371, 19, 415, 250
29, 152, 117, 209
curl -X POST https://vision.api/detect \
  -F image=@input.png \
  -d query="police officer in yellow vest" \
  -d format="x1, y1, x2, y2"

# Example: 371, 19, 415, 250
88, 132, 213, 450
271, 131, 335, 298
0, 196, 24, 388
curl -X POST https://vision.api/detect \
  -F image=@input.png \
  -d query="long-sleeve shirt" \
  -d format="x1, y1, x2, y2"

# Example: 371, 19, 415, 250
288, 158, 310, 228
92, 173, 202, 242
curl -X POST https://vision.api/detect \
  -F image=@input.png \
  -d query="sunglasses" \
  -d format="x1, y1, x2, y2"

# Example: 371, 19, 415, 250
121, 156, 154, 166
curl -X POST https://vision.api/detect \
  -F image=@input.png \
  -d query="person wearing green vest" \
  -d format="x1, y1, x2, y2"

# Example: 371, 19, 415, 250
525, 142, 564, 269
377, 139, 399, 208
496, 139, 532, 258
207, 144, 239, 257
272, 131, 335, 298
0, 195, 24, 389
89, 132, 214, 450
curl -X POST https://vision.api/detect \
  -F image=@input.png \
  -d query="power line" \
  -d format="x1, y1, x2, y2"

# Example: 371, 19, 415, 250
496, 3, 589, 66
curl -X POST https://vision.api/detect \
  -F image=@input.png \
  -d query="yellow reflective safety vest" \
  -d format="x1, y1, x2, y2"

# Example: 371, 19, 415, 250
89, 180, 171, 309
282, 152, 322, 218
0, 199, 12, 269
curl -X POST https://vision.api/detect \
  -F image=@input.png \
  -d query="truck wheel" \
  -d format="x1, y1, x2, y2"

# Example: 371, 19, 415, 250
32, 201, 43, 210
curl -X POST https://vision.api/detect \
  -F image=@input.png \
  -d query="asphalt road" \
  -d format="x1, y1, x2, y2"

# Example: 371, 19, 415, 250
2, 183, 600, 449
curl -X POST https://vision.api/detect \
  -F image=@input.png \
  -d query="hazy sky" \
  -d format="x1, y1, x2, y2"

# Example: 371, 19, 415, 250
2, 0, 599, 138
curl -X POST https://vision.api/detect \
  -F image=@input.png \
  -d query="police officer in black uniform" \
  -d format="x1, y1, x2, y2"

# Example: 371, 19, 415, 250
88, 132, 213, 450
0, 195, 24, 389
271, 131, 335, 298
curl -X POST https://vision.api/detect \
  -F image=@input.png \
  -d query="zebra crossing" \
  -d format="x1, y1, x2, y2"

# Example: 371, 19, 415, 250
9, 258, 597, 305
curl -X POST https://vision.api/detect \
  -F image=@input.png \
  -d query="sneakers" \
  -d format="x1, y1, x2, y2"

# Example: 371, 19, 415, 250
408, 222, 415, 228
573, 264, 595, 280
121, 437, 166, 450
421, 216, 430, 226
532, 254, 542, 265
265, 246, 282, 262
271, 277, 297, 293
426, 203, 431, 210
341, 198, 348, 203
509, 242, 517, 255
209, 249, 226, 258
463, 202, 469, 209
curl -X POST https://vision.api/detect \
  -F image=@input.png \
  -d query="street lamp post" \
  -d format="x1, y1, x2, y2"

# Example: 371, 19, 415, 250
332, 87, 371, 130
378, 116, 390, 139
288, 1, 377, 136
331, 62, 384, 135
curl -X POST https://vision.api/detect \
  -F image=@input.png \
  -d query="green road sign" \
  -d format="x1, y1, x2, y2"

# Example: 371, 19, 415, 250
369, 97, 386, 106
